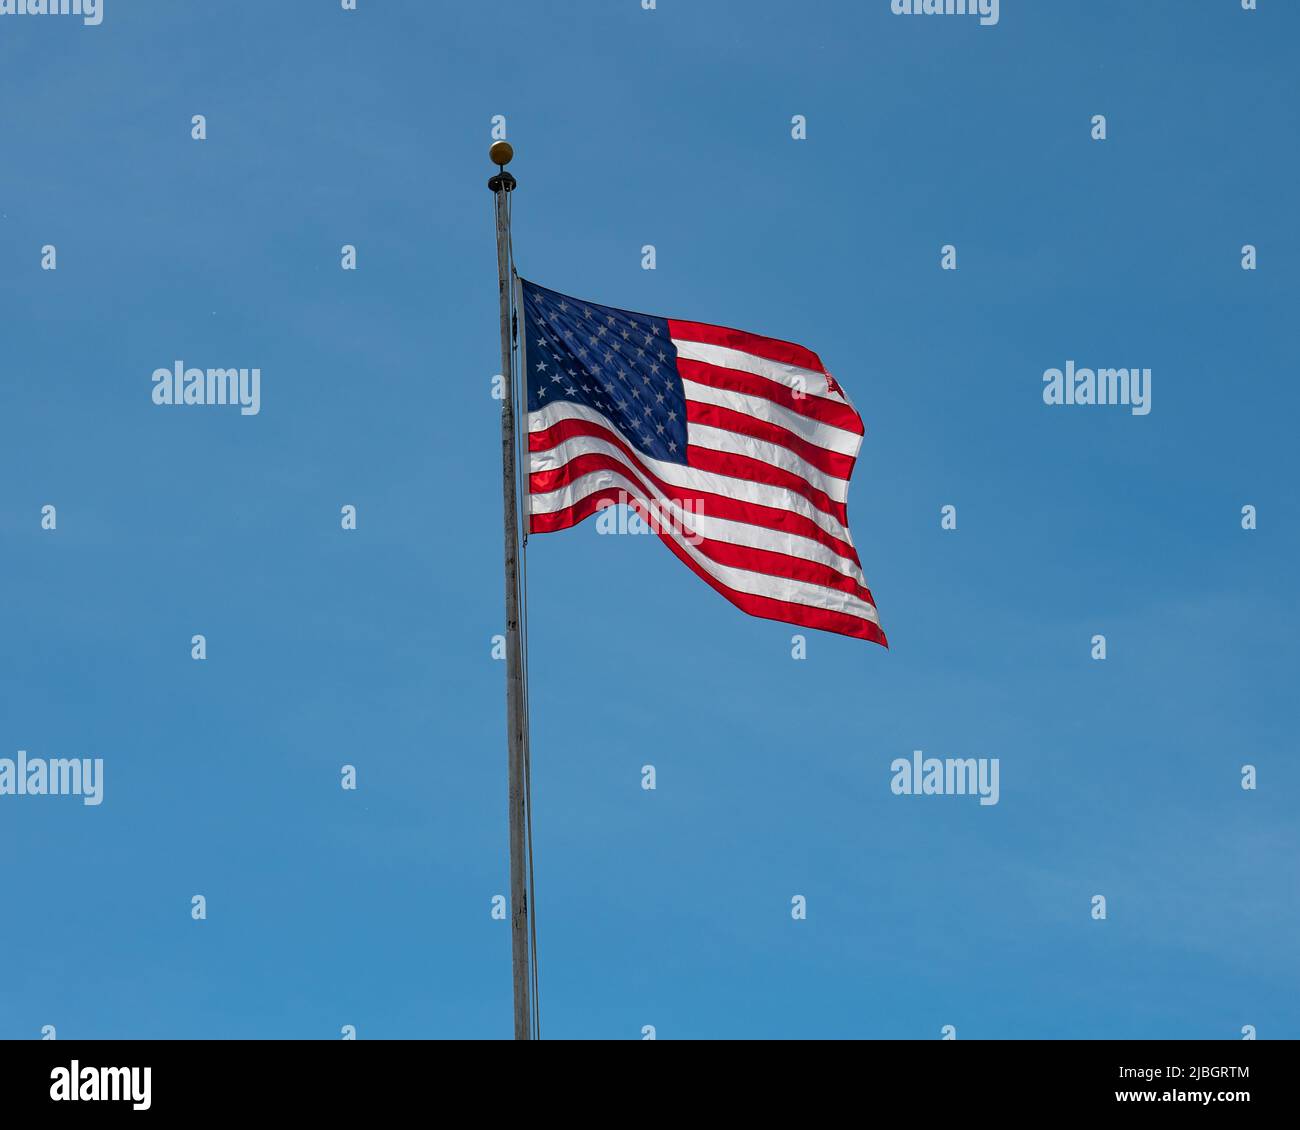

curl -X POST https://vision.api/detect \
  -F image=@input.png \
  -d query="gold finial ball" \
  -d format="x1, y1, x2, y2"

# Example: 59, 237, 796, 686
489, 141, 514, 167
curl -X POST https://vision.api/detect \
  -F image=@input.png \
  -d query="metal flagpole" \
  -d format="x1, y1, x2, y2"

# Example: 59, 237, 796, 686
488, 139, 531, 1040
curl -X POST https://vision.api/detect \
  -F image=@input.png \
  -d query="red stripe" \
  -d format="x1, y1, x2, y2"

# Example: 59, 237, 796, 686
668, 318, 827, 375
530, 415, 849, 527
535, 491, 888, 646
685, 400, 856, 480
677, 356, 863, 435
531, 450, 862, 565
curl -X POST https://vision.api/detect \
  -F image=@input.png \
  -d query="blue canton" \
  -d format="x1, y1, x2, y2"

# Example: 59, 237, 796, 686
521, 278, 689, 465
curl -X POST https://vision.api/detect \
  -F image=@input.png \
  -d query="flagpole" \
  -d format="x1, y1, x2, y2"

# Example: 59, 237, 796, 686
488, 140, 531, 1040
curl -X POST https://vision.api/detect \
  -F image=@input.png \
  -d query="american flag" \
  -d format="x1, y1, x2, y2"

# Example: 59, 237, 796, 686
519, 278, 886, 647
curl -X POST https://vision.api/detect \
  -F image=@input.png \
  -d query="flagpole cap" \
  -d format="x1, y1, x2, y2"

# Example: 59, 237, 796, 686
489, 141, 514, 167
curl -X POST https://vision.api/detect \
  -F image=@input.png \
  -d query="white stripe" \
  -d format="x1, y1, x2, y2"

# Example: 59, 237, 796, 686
672, 338, 851, 409
680, 377, 862, 458
532, 468, 880, 626
528, 404, 859, 549
685, 421, 850, 504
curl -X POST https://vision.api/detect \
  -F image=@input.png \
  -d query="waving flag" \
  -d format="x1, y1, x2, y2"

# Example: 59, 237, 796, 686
519, 278, 886, 646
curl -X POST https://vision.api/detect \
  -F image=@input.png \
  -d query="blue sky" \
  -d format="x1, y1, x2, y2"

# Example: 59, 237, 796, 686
1, 0, 1296, 1039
